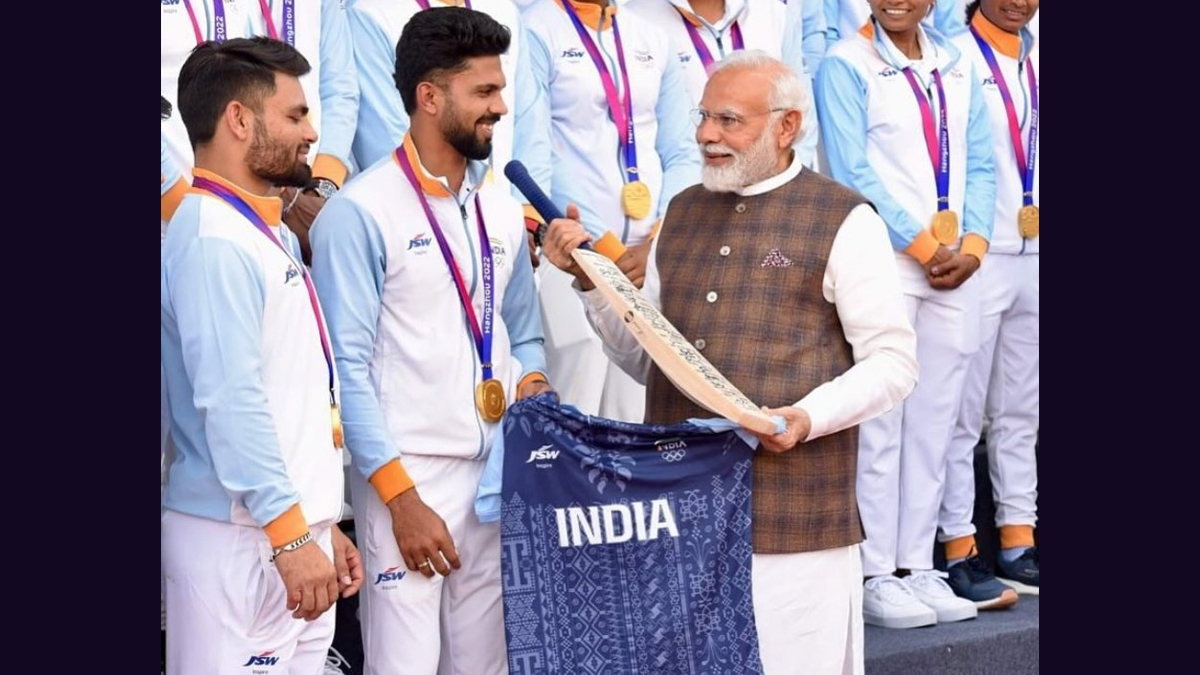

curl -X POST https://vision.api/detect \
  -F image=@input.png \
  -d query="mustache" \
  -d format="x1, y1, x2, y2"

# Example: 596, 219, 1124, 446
701, 143, 736, 155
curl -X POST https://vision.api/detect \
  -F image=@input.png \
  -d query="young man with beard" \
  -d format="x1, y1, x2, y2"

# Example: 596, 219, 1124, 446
161, 37, 355, 675
542, 50, 918, 675
309, 9, 553, 675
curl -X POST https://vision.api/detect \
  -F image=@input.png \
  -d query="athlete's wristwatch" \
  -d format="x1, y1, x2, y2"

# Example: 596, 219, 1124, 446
270, 530, 313, 562
305, 177, 339, 200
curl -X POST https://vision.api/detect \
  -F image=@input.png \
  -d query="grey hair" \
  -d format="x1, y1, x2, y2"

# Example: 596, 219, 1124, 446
706, 50, 809, 114
706, 50, 812, 146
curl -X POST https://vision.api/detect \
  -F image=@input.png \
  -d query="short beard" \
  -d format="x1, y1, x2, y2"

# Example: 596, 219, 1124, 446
248, 116, 312, 188
700, 124, 782, 193
441, 96, 497, 161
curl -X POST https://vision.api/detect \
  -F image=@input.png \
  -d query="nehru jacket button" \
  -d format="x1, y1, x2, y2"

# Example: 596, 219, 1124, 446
735, 203, 747, 214
694, 338, 707, 350
706, 291, 718, 303
719, 245, 731, 256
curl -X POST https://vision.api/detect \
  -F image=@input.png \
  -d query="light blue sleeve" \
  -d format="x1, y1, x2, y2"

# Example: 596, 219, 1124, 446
823, 0, 842, 44
932, 0, 967, 38
168, 236, 301, 527
348, 5, 409, 170
816, 56, 927, 251
510, 24, 552, 206
309, 196, 398, 482
161, 133, 182, 197
317, 0, 360, 174
653, 50, 702, 217
781, 1, 821, 168
792, 0, 827, 77
962, 64, 996, 241
512, 28, 555, 208
475, 428, 505, 523
501, 227, 549, 379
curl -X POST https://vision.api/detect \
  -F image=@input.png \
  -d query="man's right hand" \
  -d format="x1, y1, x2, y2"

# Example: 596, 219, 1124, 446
273, 539, 339, 622
387, 489, 462, 579
542, 204, 595, 289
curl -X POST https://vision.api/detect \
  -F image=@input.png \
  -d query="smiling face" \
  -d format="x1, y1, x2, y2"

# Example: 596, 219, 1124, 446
245, 73, 317, 188
695, 68, 789, 192
435, 55, 507, 161
867, 0, 936, 36
979, 0, 1039, 34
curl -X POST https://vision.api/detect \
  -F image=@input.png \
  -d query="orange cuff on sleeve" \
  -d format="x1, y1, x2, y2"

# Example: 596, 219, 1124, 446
160, 177, 190, 223
592, 231, 628, 261
263, 503, 309, 548
1000, 524, 1035, 549
944, 535, 977, 561
523, 204, 546, 225
903, 230, 940, 265
369, 459, 415, 505
960, 233, 989, 263
519, 371, 549, 391
312, 154, 348, 188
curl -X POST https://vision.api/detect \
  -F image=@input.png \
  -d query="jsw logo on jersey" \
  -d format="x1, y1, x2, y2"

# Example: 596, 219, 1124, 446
242, 651, 280, 667
677, 51, 692, 64
879, 67, 899, 77
162, 0, 182, 5
562, 48, 585, 59
375, 566, 407, 585
982, 75, 997, 86
526, 444, 560, 464
284, 265, 300, 285
407, 233, 433, 251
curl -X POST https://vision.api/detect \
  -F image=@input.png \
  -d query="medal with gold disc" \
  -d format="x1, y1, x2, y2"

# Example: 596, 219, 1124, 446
969, 26, 1039, 241
931, 208, 960, 245
901, 66, 958, 248
621, 180, 652, 220
562, 1, 651, 223
1018, 204, 1039, 239
395, 142, 507, 424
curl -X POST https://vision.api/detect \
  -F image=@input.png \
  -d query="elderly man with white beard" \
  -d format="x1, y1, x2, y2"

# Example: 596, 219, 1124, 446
541, 50, 919, 675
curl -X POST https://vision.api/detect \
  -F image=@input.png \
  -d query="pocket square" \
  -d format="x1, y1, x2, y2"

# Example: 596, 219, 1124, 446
760, 249, 794, 268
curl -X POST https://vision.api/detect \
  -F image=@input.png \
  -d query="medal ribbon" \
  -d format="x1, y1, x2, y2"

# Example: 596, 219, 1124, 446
562, 2, 640, 185
394, 148, 496, 381
680, 14, 744, 70
258, 0, 296, 46
191, 177, 337, 406
183, 0, 227, 44
901, 67, 951, 211
970, 26, 1038, 206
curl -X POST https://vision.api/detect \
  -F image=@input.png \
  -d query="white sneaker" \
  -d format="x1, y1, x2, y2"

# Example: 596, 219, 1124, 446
862, 575, 938, 629
323, 646, 350, 675
906, 570, 978, 623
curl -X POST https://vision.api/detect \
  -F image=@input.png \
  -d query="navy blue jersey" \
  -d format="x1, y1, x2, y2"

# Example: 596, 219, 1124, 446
498, 396, 764, 675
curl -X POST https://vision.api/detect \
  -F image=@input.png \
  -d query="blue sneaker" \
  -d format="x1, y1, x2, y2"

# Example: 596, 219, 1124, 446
946, 554, 1019, 610
997, 546, 1039, 596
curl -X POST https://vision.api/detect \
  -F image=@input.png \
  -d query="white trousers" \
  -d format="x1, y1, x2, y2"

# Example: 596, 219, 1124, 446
940, 254, 1039, 540
858, 257, 981, 575
161, 510, 335, 675
753, 545, 864, 675
351, 454, 506, 675
537, 263, 646, 423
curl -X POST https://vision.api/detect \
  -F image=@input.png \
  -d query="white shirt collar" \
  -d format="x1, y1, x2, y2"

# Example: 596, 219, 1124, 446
735, 149, 803, 197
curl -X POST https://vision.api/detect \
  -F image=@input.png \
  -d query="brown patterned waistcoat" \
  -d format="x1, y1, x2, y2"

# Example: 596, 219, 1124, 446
645, 169, 870, 553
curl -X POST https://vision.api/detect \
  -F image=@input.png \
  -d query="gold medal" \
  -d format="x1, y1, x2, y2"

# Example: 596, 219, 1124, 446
1018, 204, 1039, 239
621, 181, 652, 220
475, 378, 507, 423
931, 210, 960, 245
331, 403, 345, 449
